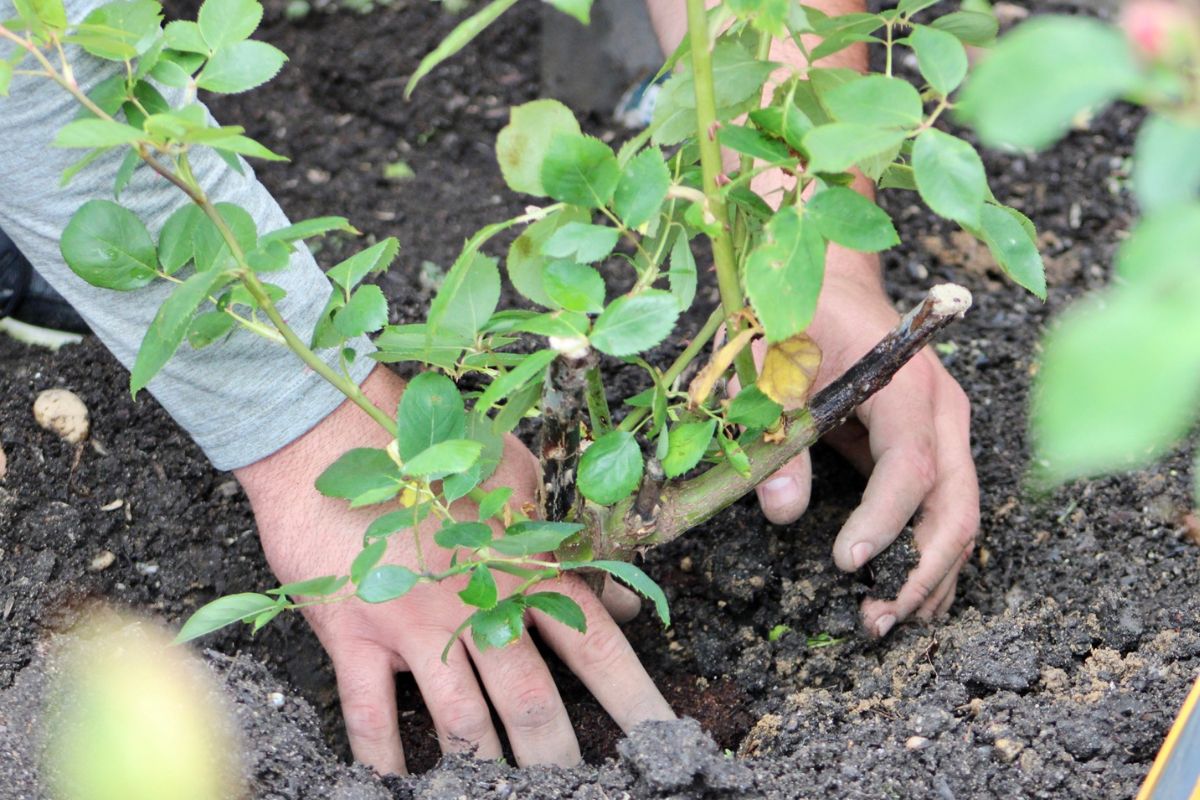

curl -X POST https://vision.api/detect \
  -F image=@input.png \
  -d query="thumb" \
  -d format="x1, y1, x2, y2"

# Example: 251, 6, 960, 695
755, 448, 813, 524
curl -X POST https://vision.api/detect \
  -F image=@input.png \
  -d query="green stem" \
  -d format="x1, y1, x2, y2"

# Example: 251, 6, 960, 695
584, 365, 612, 435
685, 0, 757, 389
617, 306, 723, 433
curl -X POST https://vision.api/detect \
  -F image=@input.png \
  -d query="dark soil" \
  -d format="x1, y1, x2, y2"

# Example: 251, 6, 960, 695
2, 0, 1199, 797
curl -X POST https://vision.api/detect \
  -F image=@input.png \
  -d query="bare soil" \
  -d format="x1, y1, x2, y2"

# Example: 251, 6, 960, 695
2, 0, 1198, 797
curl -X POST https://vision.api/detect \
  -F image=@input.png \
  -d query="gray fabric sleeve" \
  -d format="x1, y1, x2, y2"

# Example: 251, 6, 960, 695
0, 0, 377, 470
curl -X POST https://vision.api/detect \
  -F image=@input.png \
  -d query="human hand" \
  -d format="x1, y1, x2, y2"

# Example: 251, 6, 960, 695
746, 246, 980, 638
235, 366, 673, 774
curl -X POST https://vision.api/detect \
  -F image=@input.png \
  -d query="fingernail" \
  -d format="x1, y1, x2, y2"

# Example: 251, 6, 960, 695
760, 476, 797, 512
875, 614, 897, 638
851, 542, 873, 570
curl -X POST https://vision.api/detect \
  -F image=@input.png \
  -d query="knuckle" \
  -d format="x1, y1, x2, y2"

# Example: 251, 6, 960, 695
577, 626, 634, 673
507, 682, 562, 734
439, 698, 493, 745
952, 510, 980, 551
341, 701, 394, 745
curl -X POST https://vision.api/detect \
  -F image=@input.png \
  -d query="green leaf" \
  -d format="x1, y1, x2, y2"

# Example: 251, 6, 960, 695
749, 104, 812, 152
546, 0, 591, 23
613, 147, 671, 228
60, 200, 158, 291
350, 539, 387, 583
53, 119, 144, 149
402, 439, 483, 478
495, 98, 581, 196
175, 592, 279, 643
804, 186, 898, 253
192, 202, 257, 272
268, 575, 348, 598
477, 486, 514, 521
357, 565, 420, 603
544, 260, 605, 314
526, 591, 586, 632
197, 40, 287, 94
364, 506, 430, 540
543, 222, 619, 264
590, 291, 680, 357
405, 0, 520, 96
475, 348, 557, 412
210, 133, 286, 162
912, 128, 986, 228
490, 521, 583, 556
718, 125, 793, 163
332, 284, 387, 337
261, 216, 357, 246
650, 41, 776, 146
468, 597, 526, 650
163, 20, 209, 54
435, 521, 493, 550
326, 238, 399, 292
541, 134, 620, 209
187, 311, 234, 348
930, 9, 998, 45
131, 268, 229, 396
71, 0, 161, 60
978, 204, 1046, 299
803, 124, 906, 174
1115, 205, 1200, 284
578, 430, 643, 505
397, 371, 466, 461
822, 75, 923, 129
0, 61, 13, 97
1132, 115, 1200, 214
746, 207, 826, 342
718, 431, 751, 478
668, 232, 697, 312
428, 250, 500, 342
727, 385, 783, 428
507, 207, 589, 307
371, 323, 463, 369
662, 420, 716, 478
459, 564, 498, 609
198, 0, 262, 49
570, 560, 669, 625
315, 448, 402, 504
156, 205, 203, 274
909, 24, 967, 96
957, 16, 1138, 151
1032, 274, 1200, 486
246, 239, 292, 272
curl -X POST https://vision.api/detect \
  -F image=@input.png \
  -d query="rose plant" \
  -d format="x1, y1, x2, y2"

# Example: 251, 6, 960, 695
0, 0, 1044, 651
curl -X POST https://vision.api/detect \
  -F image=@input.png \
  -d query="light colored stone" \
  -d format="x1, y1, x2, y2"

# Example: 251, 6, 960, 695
994, 738, 1025, 763
905, 735, 932, 751
33, 389, 89, 444
88, 550, 116, 572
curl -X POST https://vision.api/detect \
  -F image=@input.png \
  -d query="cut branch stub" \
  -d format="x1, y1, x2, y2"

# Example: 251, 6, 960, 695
539, 348, 595, 522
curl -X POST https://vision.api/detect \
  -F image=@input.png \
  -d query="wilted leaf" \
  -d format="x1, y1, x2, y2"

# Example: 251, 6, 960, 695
757, 333, 821, 409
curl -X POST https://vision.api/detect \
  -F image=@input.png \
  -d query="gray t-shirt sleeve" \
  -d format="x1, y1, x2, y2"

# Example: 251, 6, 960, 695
0, 0, 376, 470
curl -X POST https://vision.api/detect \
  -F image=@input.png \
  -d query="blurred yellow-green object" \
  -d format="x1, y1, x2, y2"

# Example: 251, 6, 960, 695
44, 610, 244, 800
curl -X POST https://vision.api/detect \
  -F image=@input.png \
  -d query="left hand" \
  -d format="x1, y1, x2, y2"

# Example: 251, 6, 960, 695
749, 247, 980, 637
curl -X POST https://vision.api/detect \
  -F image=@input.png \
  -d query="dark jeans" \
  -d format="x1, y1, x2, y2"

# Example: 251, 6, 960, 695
0, 227, 89, 333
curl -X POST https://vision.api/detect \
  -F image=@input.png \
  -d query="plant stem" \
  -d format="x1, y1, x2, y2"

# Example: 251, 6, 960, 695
684, 0, 757, 389
584, 365, 612, 434
603, 284, 973, 555
617, 306, 723, 433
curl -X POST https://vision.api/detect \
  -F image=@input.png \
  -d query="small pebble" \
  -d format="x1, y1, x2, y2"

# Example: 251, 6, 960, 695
89, 550, 116, 572
268, 691, 285, 709
906, 736, 932, 751
994, 738, 1025, 762
679, 555, 694, 573
135, 562, 159, 576
33, 389, 90, 444
100, 499, 124, 512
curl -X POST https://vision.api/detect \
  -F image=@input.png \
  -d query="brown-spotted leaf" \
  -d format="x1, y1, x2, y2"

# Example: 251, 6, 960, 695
757, 333, 821, 410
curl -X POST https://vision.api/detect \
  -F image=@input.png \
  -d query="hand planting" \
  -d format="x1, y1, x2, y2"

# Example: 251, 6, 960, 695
0, 0, 1044, 654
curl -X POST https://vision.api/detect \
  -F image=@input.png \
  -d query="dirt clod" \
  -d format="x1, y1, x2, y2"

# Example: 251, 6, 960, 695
32, 388, 89, 444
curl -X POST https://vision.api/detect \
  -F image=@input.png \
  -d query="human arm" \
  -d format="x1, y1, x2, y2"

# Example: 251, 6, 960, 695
644, 0, 980, 635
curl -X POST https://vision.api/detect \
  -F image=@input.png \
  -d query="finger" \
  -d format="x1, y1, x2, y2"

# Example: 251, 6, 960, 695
465, 631, 580, 768
755, 448, 813, 524
601, 575, 642, 624
861, 383, 978, 636
332, 647, 407, 775
830, 400, 940, 575
532, 578, 674, 732
920, 541, 972, 620
823, 417, 874, 476
406, 636, 503, 761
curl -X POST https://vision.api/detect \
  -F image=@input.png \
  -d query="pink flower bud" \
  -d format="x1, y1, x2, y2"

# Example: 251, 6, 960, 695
1121, 0, 1199, 59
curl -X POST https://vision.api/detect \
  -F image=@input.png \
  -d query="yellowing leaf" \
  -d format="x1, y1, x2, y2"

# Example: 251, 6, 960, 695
687, 326, 757, 408
757, 334, 821, 409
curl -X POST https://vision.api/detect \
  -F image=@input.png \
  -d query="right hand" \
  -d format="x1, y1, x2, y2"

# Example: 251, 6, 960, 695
236, 366, 674, 774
